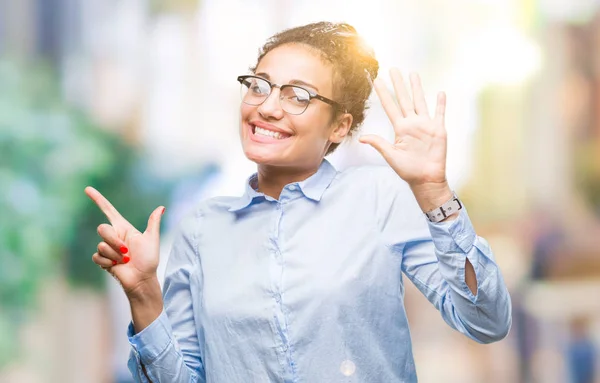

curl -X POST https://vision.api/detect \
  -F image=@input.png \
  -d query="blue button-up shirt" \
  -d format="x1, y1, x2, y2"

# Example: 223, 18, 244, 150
127, 160, 511, 382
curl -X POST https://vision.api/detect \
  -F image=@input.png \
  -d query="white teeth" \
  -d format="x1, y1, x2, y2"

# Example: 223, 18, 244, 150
254, 126, 285, 139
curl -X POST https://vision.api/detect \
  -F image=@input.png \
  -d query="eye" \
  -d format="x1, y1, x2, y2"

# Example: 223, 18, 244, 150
246, 79, 270, 96
250, 85, 263, 93
284, 87, 310, 105
288, 95, 309, 105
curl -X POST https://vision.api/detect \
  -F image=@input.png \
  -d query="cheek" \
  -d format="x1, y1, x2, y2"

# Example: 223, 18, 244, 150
295, 109, 334, 140
240, 103, 252, 121
239, 105, 254, 134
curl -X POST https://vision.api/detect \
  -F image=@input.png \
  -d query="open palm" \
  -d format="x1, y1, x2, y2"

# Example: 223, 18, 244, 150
360, 69, 447, 186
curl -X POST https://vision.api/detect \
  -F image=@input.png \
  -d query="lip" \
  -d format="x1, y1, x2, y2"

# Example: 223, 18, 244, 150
247, 120, 294, 143
250, 120, 294, 136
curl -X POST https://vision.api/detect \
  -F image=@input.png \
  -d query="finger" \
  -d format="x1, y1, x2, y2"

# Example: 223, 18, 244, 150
85, 186, 128, 226
98, 242, 128, 264
435, 91, 446, 126
359, 134, 396, 161
97, 223, 129, 255
145, 206, 166, 238
409, 73, 429, 116
373, 77, 405, 124
390, 68, 416, 116
92, 252, 117, 268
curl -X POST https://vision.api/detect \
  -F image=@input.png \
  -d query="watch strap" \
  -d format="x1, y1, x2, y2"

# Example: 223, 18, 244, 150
424, 192, 463, 223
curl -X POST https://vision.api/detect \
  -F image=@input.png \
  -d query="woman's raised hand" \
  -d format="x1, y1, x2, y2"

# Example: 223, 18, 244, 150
85, 186, 165, 297
359, 69, 448, 188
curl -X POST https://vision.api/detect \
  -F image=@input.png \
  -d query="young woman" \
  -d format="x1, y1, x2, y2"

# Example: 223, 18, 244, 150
86, 21, 511, 383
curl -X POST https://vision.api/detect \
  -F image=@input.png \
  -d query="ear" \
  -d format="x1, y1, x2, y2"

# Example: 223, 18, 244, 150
328, 113, 353, 144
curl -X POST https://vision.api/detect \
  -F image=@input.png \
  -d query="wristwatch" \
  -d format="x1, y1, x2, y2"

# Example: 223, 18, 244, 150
424, 192, 463, 223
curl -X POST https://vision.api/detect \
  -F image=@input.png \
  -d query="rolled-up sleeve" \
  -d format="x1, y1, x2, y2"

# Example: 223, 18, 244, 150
401, 208, 512, 344
127, 210, 206, 382
127, 311, 180, 381
376, 170, 511, 344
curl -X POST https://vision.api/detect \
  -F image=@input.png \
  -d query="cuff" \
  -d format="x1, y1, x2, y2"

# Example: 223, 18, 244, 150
427, 208, 476, 254
128, 310, 173, 365
427, 207, 482, 302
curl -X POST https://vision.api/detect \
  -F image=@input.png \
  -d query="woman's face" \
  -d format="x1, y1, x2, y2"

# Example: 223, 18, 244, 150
239, 43, 350, 169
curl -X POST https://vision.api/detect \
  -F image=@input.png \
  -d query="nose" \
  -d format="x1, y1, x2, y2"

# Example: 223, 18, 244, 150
257, 87, 284, 120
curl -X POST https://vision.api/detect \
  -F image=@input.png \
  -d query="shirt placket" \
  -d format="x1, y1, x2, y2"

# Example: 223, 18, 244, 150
269, 195, 297, 382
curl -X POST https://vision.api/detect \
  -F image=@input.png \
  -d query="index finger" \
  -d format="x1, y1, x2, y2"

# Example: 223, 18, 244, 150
390, 68, 416, 117
373, 77, 404, 125
85, 186, 125, 225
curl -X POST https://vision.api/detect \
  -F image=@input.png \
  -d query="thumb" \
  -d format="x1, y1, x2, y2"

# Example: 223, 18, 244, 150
359, 134, 395, 159
145, 206, 166, 237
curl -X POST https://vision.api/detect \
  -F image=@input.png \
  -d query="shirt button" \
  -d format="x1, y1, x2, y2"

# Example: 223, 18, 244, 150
282, 343, 289, 352
340, 360, 356, 376
288, 185, 297, 191
275, 293, 281, 302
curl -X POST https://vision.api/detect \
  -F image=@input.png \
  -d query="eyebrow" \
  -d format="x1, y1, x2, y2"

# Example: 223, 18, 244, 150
255, 72, 319, 92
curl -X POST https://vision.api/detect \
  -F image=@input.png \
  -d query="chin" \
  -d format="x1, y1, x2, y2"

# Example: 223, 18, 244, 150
242, 146, 280, 166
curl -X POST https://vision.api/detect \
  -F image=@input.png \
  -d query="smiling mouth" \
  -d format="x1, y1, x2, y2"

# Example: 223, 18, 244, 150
251, 124, 292, 140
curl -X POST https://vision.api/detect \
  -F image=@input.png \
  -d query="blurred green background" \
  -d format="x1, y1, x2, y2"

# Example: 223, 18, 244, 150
0, 58, 169, 367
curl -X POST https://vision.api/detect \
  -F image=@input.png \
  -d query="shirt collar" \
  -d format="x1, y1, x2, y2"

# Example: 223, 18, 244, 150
228, 159, 337, 212
298, 159, 337, 201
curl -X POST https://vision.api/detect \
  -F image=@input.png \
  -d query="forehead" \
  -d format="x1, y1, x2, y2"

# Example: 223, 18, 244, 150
255, 44, 334, 93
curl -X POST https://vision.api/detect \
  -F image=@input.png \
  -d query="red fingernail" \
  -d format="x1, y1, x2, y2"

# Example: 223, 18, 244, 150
123, 256, 130, 264
161, 207, 166, 215
112, 260, 117, 266
120, 246, 128, 254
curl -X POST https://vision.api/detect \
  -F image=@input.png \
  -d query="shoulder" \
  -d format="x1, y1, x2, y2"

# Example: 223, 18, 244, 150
166, 196, 241, 258
169, 195, 234, 232
176, 195, 241, 224
335, 164, 422, 224
335, 164, 412, 196
199, 195, 243, 211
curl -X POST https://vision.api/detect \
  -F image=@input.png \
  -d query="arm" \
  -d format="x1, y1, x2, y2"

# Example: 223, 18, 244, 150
377, 170, 511, 343
399, 207, 512, 344
409, 181, 477, 294
127, 211, 206, 382
373, 167, 511, 343
359, 70, 510, 342
85, 187, 205, 382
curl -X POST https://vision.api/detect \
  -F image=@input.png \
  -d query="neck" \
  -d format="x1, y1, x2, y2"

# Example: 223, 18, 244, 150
256, 161, 323, 199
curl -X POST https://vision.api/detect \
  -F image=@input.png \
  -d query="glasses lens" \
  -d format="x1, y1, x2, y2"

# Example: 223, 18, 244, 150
280, 86, 310, 115
240, 77, 270, 105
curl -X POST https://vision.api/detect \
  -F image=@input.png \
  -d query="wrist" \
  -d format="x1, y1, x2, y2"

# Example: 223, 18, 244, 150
409, 181, 453, 212
126, 276, 162, 303
127, 276, 164, 334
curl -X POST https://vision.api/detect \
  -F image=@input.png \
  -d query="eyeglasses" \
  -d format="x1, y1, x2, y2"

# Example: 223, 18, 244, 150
237, 75, 345, 115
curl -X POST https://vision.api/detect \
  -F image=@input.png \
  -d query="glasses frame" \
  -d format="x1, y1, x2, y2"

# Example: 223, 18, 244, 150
237, 75, 346, 115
